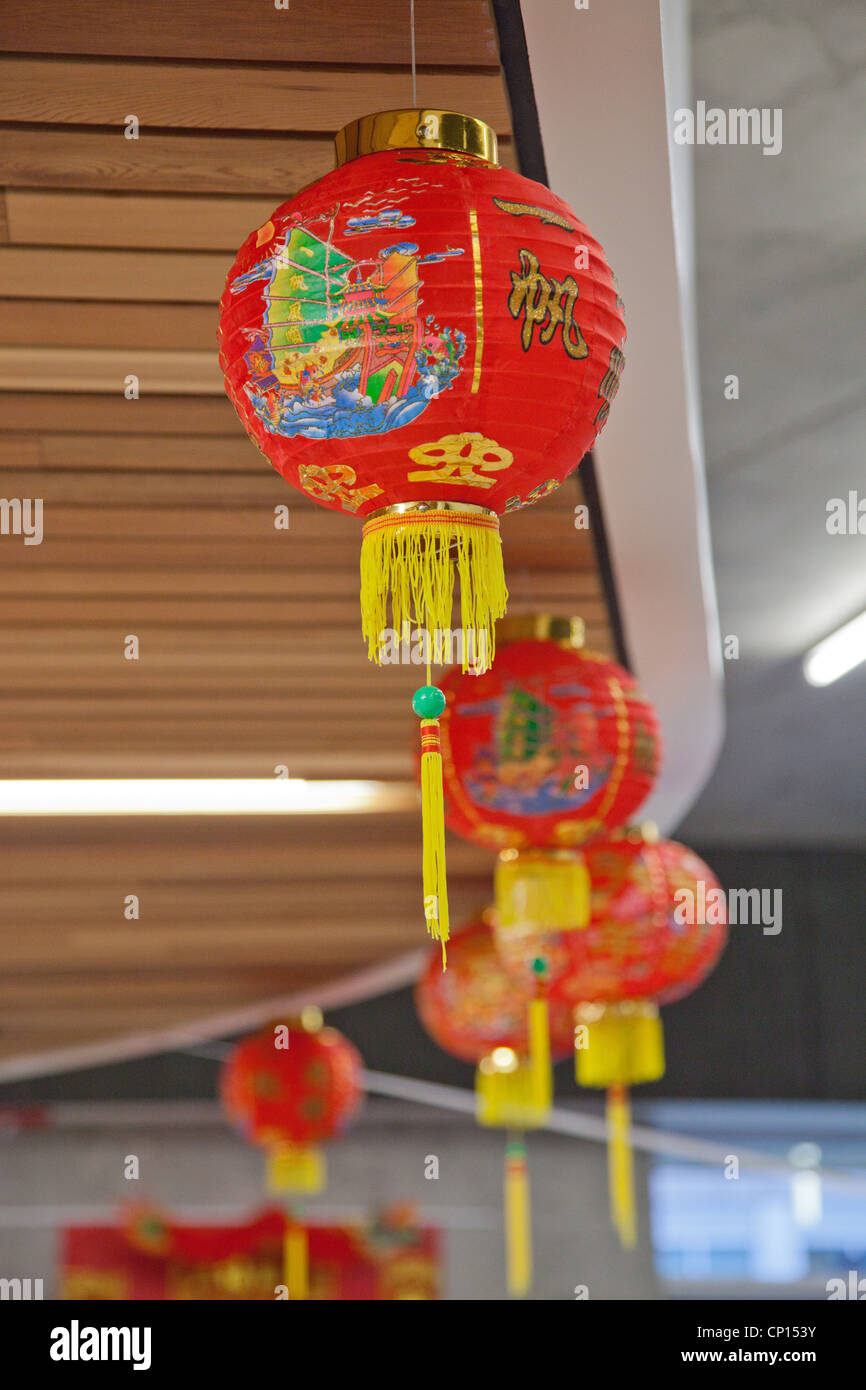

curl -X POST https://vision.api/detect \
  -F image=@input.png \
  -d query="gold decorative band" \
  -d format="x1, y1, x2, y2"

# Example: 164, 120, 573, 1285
335, 109, 498, 167
496, 614, 586, 649
362, 504, 500, 540
364, 499, 497, 524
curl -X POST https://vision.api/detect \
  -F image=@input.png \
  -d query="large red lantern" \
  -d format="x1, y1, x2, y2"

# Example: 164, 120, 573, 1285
220, 1017, 363, 1195
437, 617, 661, 935
218, 111, 626, 674
495, 831, 727, 1249
218, 111, 625, 957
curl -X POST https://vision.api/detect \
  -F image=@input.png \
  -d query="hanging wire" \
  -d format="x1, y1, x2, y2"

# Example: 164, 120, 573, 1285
410, 0, 417, 106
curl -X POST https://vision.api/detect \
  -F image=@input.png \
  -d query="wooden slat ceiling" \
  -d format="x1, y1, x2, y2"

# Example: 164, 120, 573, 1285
0, 1, 614, 1067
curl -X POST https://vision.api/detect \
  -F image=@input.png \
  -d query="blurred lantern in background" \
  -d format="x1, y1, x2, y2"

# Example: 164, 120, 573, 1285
220, 1012, 363, 1300
218, 110, 626, 952
415, 912, 573, 1297
495, 829, 727, 1249
220, 1012, 363, 1196
438, 617, 661, 937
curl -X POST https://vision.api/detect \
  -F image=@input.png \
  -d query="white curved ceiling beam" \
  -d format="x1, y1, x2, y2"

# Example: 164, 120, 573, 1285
520, 0, 724, 832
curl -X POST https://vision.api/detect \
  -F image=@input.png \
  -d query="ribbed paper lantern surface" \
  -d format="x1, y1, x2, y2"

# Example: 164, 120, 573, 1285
496, 836, 727, 1005
221, 1022, 363, 1193
438, 637, 660, 852
415, 913, 574, 1065
218, 109, 626, 670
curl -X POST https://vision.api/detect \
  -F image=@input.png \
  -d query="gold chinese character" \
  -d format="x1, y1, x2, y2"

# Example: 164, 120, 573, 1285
407, 432, 513, 487
507, 249, 588, 360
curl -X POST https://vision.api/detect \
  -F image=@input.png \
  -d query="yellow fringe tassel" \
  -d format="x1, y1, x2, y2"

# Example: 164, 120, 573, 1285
476, 998, 551, 1129
420, 719, 449, 960
495, 849, 590, 935
282, 1221, 310, 1300
360, 510, 508, 672
266, 1143, 325, 1195
607, 1085, 637, 1250
574, 1001, 665, 1089
504, 1135, 532, 1297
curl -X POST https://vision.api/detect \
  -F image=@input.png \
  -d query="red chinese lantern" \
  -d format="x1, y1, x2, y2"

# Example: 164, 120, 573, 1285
219, 111, 625, 673
495, 831, 727, 1248
437, 617, 661, 935
415, 911, 572, 1297
220, 1015, 363, 1197
218, 111, 626, 952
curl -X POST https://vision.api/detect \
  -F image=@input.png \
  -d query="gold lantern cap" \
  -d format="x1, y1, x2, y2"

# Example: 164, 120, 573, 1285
335, 109, 498, 167
496, 614, 586, 650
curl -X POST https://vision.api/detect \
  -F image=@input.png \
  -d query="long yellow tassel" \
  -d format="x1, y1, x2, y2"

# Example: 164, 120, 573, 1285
360, 508, 507, 672
282, 1219, 309, 1300
526, 995, 551, 1111
607, 1084, 637, 1250
573, 1002, 664, 1249
419, 716, 449, 961
504, 1134, 532, 1297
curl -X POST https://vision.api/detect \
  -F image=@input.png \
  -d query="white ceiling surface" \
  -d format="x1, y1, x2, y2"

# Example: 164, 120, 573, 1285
520, 0, 725, 836
678, 0, 866, 845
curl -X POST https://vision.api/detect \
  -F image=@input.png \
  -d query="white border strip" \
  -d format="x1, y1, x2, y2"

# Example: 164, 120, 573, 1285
0, 951, 425, 1084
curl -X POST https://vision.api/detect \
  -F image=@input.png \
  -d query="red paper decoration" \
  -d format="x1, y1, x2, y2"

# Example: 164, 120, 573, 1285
220, 1023, 363, 1150
496, 836, 727, 1005
438, 639, 661, 852
217, 110, 625, 670
415, 912, 575, 1065
218, 152, 624, 522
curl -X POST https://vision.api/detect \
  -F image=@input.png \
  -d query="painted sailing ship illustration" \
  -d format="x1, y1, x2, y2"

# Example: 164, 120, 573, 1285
464, 682, 616, 813
230, 213, 466, 441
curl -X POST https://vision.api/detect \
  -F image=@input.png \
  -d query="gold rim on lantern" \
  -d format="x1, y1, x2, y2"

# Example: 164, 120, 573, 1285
496, 614, 586, 649
335, 109, 498, 167
365, 499, 497, 523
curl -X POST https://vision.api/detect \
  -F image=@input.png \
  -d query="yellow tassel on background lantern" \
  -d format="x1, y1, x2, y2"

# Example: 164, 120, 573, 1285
361, 503, 508, 673
607, 1084, 636, 1249
476, 997, 551, 1128
266, 1143, 325, 1195
282, 1219, 309, 1300
504, 1135, 532, 1297
574, 1001, 665, 1249
496, 847, 590, 936
574, 1001, 665, 1089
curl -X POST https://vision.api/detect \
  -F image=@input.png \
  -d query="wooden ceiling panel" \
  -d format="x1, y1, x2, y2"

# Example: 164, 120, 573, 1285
0, 1, 500, 66
0, 59, 511, 132
0, 2, 618, 1068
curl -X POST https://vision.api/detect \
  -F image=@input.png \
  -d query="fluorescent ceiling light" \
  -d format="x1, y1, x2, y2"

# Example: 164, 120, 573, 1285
0, 779, 415, 816
803, 611, 866, 687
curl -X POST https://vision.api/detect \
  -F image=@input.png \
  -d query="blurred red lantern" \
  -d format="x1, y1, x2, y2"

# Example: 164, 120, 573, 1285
495, 831, 727, 1249
436, 618, 661, 937
218, 110, 625, 671
221, 1017, 363, 1194
496, 834, 726, 1007
416, 911, 574, 1067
